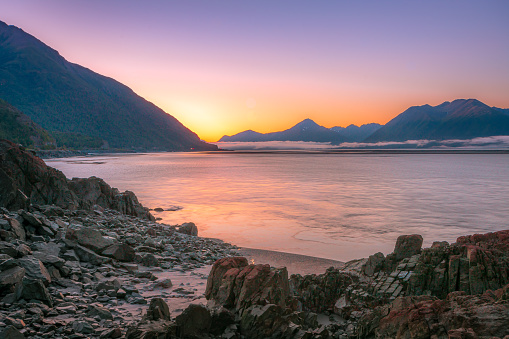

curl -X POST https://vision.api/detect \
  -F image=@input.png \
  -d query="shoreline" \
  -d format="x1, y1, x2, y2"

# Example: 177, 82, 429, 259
238, 247, 345, 276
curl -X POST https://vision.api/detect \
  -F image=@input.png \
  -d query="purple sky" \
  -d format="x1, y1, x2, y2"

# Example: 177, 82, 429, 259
2, 0, 509, 141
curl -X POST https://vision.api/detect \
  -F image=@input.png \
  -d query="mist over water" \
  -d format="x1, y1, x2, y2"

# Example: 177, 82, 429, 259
46, 153, 509, 261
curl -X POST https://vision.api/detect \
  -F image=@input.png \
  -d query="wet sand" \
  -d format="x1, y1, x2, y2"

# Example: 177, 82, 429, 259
239, 247, 345, 276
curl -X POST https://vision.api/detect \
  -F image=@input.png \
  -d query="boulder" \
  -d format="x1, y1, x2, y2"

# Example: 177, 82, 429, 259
0, 266, 25, 294
66, 227, 115, 253
6, 218, 25, 241
361, 252, 385, 276
72, 320, 95, 334
102, 243, 135, 262
0, 140, 154, 219
74, 244, 112, 265
16, 256, 51, 285
87, 304, 113, 320
0, 241, 18, 257
357, 285, 509, 339
290, 267, 358, 313
17, 278, 53, 307
31, 251, 65, 268
178, 222, 198, 236
0, 325, 25, 339
205, 257, 290, 311
175, 304, 211, 337
239, 304, 288, 339
392, 234, 423, 261
140, 253, 159, 267
205, 257, 248, 303
146, 297, 171, 321
126, 320, 176, 339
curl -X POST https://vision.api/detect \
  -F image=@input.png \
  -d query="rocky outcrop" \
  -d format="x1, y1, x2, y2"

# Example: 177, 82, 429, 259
357, 285, 509, 338
205, 257, 291, 310
0, 139, 154, 220
407, 230, 509, 298
290, 267, 359, 313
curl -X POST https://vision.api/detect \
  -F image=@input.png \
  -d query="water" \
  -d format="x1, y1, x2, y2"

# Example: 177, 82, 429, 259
45, 152, 509, 261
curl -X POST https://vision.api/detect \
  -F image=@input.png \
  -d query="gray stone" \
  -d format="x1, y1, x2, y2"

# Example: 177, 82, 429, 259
72, 320, 95, 334
18, 278, 53, 307
0, 266, 25, 292
392, 234, 423, 261
175, 304, 211, 337
361, 252, 385, 276
66, 226, 115, 253
146, 297, 171, 321
16, 256, 51, 284
140, 253, 159, 267
7, 218, 25, 241
101, 243, 135, 262
178, 222, 198, 236
74, 244, 111, 265
0, 325, 25, 339
32, 251, 65, 268
88, 304, 113, 320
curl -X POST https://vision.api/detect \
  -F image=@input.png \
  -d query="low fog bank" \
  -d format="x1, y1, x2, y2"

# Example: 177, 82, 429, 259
214, 136, 509, 151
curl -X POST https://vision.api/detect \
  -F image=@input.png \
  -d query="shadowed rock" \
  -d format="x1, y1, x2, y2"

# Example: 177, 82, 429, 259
205, 256, 290, 310
102, 243, 136, 262
65, 227, 115, 253
0, 140, 154, 220
178, 222, 198, 236
146, 298, 171, 321
175, 304, 211, 337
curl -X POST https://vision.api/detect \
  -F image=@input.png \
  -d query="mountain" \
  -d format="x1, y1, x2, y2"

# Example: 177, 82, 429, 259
0, 20, 216, 151
0, 98, 55, 148
330, 123, 382, 142
219, 119, 348, 143
365, 99, 509, 143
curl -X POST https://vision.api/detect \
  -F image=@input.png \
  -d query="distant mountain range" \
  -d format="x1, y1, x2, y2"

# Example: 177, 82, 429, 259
0, 20, 216, 151
219, 99, 509, 144
219, 119, 382, 143
365, 99, 509, 142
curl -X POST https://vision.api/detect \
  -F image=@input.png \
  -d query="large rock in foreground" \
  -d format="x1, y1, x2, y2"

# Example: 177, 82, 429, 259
205, 257, 291, 311
358, 285, 509, 338
0, 139, 154, 220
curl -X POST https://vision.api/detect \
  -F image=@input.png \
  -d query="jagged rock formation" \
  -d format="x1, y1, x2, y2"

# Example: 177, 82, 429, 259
0, 139, 153, 220
199, 231, 509, 338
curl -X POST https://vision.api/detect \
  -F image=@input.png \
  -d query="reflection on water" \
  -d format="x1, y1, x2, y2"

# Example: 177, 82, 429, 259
46, 153, 509, 261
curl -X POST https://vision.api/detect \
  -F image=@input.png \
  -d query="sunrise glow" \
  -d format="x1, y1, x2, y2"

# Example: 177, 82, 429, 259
2, 0, 508, 141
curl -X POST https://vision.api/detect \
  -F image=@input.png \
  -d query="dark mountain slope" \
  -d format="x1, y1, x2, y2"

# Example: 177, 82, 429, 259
0, 20, 216, 151
365, 99, 509, 142
0, 98, 55, 148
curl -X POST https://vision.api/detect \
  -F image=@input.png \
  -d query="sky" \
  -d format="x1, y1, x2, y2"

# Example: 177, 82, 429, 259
1, 0, 509, 141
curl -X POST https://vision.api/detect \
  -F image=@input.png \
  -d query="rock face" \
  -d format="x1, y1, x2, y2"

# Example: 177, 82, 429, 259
357, 286, 509, 338
290, 267, 359, 313
407, 230, 509, 298
205, 257, 291, 310
0, 139, 154, 220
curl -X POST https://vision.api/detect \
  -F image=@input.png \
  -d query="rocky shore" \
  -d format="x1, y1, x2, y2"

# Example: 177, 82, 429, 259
0, 139, 508, 339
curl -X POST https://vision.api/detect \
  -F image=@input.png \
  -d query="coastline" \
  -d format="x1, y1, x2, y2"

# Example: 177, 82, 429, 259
238, 247, 344, 276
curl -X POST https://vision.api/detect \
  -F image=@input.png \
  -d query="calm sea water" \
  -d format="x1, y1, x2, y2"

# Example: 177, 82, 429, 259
46, 152, 509, 261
